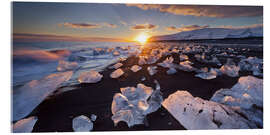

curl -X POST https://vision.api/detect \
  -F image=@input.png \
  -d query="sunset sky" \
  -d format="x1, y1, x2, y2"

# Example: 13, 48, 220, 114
13, 2, 263, 42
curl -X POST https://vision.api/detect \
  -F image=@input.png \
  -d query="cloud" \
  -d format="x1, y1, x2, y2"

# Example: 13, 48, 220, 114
104, 23, 117, 28
217, 23, 263, 29
59, 22, 101, 29
131, 23, 158, 30
126, 4, 263, 18
120, 20, 127, 26
13, 33, 127, 42
167, 25, 209, 32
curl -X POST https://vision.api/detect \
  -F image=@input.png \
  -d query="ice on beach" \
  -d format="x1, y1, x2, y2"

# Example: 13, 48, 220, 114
131, 65, 142, 72
195, 68, 219, 80
109, 63, 123, 69
167, 68, 177, 75
111, 83, 163, 127
13, 116, 37, 133
72, 115, 93, 132
220, 59, 240, 77
110, 69, 124, 78
57, 60, 78, 72
157, 56, 174, 68
147, 66, 158, 76
146, 55, 160, 64
194, 53, 206, 62
90, 114, 97, 122
141, 76, 146, 81
162, 90, 256, 129
209, 57, 222, 66
138, 56, 147, 65
178, 61, 197, 72
179, 54, 189, 61
113, 51, 120, 56
78, 70, 103, 83
211, 76, 263, 128
238, 57, 263, 77
13, 71, 73, 121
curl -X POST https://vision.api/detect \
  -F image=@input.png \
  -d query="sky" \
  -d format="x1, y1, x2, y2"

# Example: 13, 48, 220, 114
12, 2, 263, 42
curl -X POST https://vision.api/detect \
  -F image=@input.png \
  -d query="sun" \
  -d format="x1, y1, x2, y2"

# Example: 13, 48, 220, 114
135, 33, 149, 44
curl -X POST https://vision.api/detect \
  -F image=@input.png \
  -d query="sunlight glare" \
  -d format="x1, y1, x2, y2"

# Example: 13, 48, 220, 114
135, 33, 149, 44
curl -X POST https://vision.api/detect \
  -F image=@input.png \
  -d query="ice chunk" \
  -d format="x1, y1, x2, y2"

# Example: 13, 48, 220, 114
179, 54, 189, 61
90, 114, 97, 122
110, 69, 124, 78
146, 55, 160, 64
13, 71, 73, 121
178, 61, 197, 72
157, 56, 174, 68
162, 90, 256, 129
72, 115, 93, 132
130, 65, 142, 72
113, 51, 120, 56
13, 116, 37, 133
195, 68, 218, 80
167, 68, 177, 75
147, 66, 158, 76
209, 57, 222, 66
109, 63, 123, 69
220, 59, 240, 77
111, 83, 163, 127
238, 57, 263, 77
138, 56, 147, 65
57, 60, 78, 71
78, 70, 103, 83
141, 76, 146, 81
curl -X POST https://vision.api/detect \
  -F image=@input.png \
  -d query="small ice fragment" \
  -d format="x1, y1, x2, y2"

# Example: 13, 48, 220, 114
157, 56, 174, 68
147, 66, 158, 76
179, 54, 189, 61
109, 63, 123, 69
110, 69, 124, 78
167, 68, 177, 75
138, 56, 147, 65
57, 60, 78, 71
195, 69, 217, 80
131, 65, 142, 72
141, 76, 146, 81
13, 116, 37, 133
220, 59, 240, 77
178, 61, 196, 72
113, 51, 120, 56
13, 71, 73, 121
78, 70, 103, 83
90, 114, 97, 122
72, 115, 93, 132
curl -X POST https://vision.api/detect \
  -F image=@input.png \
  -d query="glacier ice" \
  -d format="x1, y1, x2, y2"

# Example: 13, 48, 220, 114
167, 68, 177, 75
90, 114, 97, 122
138, 56, 147, 65
109, 63, 123, 69
13, 71, 73, 121
111, 83, 163, 127
130, 65, 142, 72
72, 115, 93, 132
178, 61, 197, 72
162, 90, 257, 129
195, 68, 218, 80
57, 60, 78, 72
78, 70, 103, 83
220, 59, 240, 77
179, 54, 189, 61
157, 56, 174, 68
238, 57, 263, 77
12, 116, 37, 133
211, 76, 263, 128
147, 66, 158, 76
110, 69, 124, 78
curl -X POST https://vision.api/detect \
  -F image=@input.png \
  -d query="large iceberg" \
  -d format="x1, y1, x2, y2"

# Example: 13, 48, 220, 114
13, 71, 73, 121
110, 69, 124, 78
57, 60, 78, 72
111, 83, 163, 127
72, 115, 93, 132
12, 116, 37, 133
78, 70, 103, 83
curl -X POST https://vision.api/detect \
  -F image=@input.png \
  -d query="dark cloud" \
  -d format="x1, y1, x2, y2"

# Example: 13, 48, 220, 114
167, 25, 209, 32
131, 23, 158, 30
127, 4, 263, 18
59, 22, 101, 29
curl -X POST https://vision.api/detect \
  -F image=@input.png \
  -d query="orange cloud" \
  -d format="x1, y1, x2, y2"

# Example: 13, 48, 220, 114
217, 24, 263, 29
167, 25, 209, 32
131, 23, 158, 30
126, 4, 263, 18
59, 22, 101, 29
104, 23, 117, 28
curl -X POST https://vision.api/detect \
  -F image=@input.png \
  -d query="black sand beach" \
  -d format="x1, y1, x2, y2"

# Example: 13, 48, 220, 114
27, 43, 263, 132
